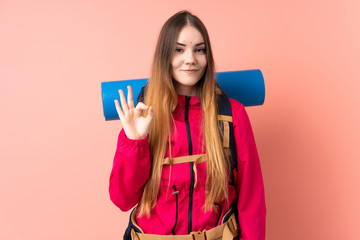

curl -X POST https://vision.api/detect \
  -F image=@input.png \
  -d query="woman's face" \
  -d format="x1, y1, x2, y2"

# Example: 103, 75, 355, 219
171, 25, 207, 96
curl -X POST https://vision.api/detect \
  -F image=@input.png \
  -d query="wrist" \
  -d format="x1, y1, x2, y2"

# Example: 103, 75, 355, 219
122, 129, 148, 140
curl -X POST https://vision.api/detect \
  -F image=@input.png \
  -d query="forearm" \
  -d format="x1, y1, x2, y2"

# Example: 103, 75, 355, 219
109, 129, 151, 211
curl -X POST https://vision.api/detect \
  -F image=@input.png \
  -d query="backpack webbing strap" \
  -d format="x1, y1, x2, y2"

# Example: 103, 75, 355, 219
130, 211, 238, 240
218, 115, 233, 122
218, 115, 233, 148
162, 154, 206, 165
217, 91, 237, 185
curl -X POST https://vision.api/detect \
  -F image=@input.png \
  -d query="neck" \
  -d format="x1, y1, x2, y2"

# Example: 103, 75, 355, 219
174, 84, 198, 97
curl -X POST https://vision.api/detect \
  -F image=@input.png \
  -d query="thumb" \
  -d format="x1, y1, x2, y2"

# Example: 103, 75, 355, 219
144, 106, 154, 125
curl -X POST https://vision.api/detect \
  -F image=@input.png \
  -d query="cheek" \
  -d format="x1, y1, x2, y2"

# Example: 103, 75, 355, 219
171, 62, 178, 78
199, 55, 207, 67
200, 58, 207, 69
171, 56, 181, 69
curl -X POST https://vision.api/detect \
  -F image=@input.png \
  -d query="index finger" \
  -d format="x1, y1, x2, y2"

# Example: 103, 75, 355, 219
127, 86, 134, 108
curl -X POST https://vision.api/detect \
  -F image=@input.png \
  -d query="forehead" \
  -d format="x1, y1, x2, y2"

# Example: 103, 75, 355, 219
176, 25, 204, 45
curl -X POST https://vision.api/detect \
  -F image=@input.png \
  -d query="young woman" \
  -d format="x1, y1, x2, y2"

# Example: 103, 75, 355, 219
110, 10, 266, 240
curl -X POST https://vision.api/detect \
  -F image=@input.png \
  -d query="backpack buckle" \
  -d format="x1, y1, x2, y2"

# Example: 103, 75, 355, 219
191, 229, 206, 240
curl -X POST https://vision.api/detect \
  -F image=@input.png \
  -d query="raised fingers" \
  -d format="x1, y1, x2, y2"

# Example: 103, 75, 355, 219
114, 99, 124, 119
127, 86, 134, 109
118, 89, 129, 113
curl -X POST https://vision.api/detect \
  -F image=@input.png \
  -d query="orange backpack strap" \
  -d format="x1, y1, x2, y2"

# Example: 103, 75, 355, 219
130, 211, 239, 240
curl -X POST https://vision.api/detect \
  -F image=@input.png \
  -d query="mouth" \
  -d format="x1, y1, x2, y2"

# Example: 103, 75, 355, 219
182, 69, 198, 73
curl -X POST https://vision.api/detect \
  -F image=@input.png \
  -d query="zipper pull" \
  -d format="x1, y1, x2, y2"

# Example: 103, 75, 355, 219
172, 185, 179, 195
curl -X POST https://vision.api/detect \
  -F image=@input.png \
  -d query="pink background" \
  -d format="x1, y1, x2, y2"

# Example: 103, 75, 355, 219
1, 0, 359, 239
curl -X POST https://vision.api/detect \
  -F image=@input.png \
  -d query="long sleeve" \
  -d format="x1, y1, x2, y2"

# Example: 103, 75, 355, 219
109, 128, 151, 211
230, 99, 266, 240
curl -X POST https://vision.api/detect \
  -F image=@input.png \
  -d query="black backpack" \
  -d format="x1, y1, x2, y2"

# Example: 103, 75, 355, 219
123, 86, 238, 240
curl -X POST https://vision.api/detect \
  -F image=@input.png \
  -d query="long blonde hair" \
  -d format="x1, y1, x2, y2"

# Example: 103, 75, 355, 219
138, 10, 230, 217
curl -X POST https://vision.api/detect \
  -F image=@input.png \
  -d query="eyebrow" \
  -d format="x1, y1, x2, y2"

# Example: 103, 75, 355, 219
176, 42, 205, 47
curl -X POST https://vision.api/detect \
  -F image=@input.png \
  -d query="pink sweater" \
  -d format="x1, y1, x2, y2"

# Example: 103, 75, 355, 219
109, 95, 266, 239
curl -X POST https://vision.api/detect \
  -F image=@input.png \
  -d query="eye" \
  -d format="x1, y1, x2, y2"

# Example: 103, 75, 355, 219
196, 48, 206, 53
175, 48, 183, 53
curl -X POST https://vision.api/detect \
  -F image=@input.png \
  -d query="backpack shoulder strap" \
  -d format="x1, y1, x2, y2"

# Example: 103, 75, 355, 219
217, 89, 238, 185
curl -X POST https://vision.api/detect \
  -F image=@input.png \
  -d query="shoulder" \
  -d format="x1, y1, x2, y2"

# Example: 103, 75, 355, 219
215, 90, 248, 123
228, 97, 244, 109
228, 97, 246, 116
228, 97, 251, 129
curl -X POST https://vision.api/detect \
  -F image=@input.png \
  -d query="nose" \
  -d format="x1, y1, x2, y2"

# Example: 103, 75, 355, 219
184, 50, 196, 64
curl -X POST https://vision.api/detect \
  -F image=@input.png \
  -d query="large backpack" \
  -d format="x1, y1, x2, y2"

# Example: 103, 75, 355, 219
123, 86, 238, 240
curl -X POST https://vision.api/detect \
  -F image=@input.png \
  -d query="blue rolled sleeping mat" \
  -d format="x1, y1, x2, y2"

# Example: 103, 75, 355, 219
101, 69, 265, 121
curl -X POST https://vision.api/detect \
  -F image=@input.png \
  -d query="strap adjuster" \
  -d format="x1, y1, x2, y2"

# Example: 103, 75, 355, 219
191, 229, 207, 240
226, 214, 239, 237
